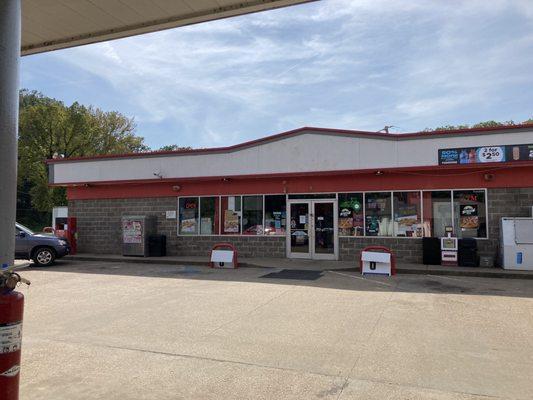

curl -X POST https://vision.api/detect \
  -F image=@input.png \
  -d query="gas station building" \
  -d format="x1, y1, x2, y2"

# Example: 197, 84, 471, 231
47, 124, 533, 263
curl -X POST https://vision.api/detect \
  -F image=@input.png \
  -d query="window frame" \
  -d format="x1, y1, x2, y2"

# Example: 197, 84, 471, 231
177, 189, 489, 239
177, 193, 287, 237
177, 197, 200, 235
337, 189, 488, 239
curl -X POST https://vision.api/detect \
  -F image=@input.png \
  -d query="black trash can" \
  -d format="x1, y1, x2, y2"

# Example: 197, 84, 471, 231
148, 234, 167, 257
422, 237, 441, 265
458, 238, 477, 267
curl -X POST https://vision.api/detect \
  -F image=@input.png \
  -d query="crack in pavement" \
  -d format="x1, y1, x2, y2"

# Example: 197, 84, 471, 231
26, 336, 508, 400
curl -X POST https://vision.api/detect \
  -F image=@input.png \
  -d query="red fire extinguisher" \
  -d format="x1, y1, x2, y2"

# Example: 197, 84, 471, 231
0, 265, 30, 400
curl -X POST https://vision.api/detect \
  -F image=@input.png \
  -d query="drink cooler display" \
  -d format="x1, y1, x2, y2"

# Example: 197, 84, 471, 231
122, 215, 157, 256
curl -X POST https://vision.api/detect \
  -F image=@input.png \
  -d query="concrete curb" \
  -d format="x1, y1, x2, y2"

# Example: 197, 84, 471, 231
65, 255, 533, 279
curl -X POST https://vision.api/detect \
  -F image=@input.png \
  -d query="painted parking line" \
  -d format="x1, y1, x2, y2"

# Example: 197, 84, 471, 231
326, 270, 396, 287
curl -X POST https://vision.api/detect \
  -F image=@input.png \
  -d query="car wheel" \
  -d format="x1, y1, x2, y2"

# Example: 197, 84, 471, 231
32, 247, 56, 267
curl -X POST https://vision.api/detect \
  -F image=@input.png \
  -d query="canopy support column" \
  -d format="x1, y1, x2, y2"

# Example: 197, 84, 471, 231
0, 0, 21, 266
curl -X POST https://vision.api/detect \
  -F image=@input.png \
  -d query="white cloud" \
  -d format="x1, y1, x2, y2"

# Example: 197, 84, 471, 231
26, 0, 533, 148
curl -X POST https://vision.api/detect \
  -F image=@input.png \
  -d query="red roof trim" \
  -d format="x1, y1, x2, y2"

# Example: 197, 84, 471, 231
46, 123, 533, 164
48, 160, 533, 187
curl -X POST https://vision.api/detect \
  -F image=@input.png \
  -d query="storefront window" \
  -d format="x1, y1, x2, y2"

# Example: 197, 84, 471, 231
393, 192, 422, 237
264, 195, 286, 235
365, 192, 392, 236
422, 191, 452, 237
243, 195, 263, 235
338, 193, 364, 236
178, 197, 199, 235
200, 197, 219, 235
221, 196, 241, 234
453, 190, 487, 238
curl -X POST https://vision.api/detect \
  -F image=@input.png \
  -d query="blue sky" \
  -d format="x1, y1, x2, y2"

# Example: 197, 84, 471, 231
21, 0, 533, 150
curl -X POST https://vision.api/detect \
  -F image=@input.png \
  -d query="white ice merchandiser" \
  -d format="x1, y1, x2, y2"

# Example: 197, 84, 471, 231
500, 217, 533, 270
122, 215, 157, 256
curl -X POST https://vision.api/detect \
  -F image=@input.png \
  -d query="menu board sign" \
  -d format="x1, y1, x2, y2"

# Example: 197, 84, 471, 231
438, 144, 533, 165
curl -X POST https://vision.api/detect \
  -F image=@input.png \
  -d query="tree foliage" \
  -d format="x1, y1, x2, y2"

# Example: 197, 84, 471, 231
425, 118, 532, 132
18, 90, 149, 219
158, 144, 192, 151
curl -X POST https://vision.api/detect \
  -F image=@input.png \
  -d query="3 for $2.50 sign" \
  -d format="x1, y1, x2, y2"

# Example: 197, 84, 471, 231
477, 146, 505, 163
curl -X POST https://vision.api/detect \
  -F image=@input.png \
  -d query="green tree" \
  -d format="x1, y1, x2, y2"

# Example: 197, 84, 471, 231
158, 144, 192, 151
17, 90, 150, 227
425, 118, 533, 132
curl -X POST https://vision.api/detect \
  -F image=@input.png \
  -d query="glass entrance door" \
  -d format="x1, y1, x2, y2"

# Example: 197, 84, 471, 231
289, 202, 310, 258
313, 201, 336, 259
287, 200, 338, 260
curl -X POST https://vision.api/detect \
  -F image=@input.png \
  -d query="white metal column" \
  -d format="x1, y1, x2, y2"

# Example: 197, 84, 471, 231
0, 0, 21, 266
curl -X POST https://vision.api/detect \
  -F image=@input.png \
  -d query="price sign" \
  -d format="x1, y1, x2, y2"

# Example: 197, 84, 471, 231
477, 146, 505, 163
439, 144, 533, 165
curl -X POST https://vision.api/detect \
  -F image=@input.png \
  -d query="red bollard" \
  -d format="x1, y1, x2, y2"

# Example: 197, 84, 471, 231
0, 287, 25, 400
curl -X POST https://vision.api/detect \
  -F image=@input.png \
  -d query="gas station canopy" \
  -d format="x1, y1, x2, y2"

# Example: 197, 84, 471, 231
21, 0, 314, 55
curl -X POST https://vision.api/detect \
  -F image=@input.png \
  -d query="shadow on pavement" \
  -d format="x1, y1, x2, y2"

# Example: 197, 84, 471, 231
24, 258, 533, 299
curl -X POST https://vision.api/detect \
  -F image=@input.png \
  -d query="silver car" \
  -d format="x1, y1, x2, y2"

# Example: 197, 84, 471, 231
15, 223, 70, 266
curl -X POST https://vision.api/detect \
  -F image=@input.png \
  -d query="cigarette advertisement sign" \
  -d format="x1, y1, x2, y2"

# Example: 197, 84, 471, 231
438, 143, 533, 165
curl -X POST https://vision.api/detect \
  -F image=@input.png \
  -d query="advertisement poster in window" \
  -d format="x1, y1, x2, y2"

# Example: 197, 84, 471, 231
395, 205, 418, 237
339, 205, 353, 233
180, 217, 197, 233
200, 218, 212, 235
339, 217, 353, 229
273, 211, 285, 234
123, 220, 142, 243
224, 210, 239, 233
459, 204, 479, 229
365, 215, 379, 235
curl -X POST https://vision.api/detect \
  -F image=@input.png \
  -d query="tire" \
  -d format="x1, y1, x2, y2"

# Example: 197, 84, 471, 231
32, 247, 56, 267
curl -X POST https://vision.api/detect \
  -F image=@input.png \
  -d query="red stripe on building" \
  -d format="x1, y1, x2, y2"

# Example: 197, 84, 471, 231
66, 164, 533, 200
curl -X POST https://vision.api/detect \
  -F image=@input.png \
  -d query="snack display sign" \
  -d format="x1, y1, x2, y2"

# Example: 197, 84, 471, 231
180, 218, 197, 233
459, 204, 479, 230
438, 143, 533, 165
224, 210, 239, 233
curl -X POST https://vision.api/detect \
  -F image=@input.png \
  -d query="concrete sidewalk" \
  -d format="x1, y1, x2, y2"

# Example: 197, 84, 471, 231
65, 253, 533, 279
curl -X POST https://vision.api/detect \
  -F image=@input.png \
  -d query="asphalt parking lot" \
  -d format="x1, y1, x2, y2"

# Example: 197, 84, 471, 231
17, 260, 533, 400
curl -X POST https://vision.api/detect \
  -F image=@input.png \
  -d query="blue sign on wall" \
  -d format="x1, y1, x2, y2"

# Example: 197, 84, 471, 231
439, 144, 533, 165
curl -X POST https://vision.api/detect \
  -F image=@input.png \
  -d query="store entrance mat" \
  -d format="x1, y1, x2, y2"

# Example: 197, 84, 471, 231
260, 269, 323, 281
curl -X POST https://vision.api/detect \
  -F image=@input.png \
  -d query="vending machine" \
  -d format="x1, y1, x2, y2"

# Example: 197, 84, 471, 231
122, 216, 157, 256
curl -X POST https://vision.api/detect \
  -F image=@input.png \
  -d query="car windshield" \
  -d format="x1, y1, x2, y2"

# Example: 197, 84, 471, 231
17, 223, 35, 235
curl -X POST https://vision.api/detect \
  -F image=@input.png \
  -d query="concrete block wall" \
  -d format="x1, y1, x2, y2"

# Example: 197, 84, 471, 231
68, 197, 285, 257
339, 237, 423, 263
175, 236, 285, 258
69, 188, 533, 263
69, 197, 179, 255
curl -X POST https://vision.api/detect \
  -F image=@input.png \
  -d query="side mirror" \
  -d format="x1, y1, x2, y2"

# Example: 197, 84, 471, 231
18, 231, 26, 238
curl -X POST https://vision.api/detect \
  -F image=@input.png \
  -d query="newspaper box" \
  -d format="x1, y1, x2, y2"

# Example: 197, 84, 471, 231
360, 246, 396, 276
210, 243, 238, 269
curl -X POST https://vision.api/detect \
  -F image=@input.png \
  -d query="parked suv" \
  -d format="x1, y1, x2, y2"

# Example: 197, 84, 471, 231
15, 223, 70, 266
